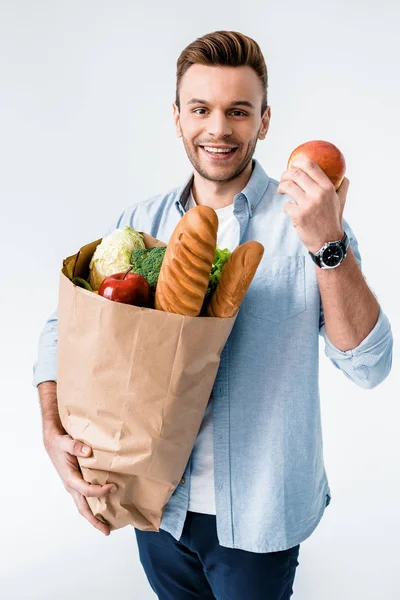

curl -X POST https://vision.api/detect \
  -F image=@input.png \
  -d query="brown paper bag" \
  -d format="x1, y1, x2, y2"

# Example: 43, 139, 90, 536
57, 233, 236, 532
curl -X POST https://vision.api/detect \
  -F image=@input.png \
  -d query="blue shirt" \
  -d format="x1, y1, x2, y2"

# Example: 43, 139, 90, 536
33, 159, 393, 552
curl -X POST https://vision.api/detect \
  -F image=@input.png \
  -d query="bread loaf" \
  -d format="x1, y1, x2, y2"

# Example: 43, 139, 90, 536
206, 241, 264, 318
154, 205, 218, 316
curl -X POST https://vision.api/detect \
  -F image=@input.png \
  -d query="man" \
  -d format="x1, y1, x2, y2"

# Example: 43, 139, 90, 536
33, 30, 393, 599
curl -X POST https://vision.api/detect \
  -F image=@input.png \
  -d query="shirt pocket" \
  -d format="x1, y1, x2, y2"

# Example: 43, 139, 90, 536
243, 255, 306, 323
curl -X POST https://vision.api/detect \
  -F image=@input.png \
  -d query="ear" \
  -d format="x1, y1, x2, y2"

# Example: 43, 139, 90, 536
258, 105, 271, 140
172, 103, 182, 138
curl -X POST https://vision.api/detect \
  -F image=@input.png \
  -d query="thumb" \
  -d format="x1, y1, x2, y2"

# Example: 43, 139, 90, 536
336, 176, 350, 210
59, 435, 92, 457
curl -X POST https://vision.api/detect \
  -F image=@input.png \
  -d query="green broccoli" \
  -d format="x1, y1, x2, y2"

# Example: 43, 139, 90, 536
130, 246, 167, 289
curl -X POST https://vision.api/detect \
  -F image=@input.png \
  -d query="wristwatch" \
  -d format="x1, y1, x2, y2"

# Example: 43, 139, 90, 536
308, 231, 350, 269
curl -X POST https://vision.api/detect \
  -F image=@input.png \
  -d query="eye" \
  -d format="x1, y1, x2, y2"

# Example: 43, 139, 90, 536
231, 110, 247, 117
193, 108, 207, 115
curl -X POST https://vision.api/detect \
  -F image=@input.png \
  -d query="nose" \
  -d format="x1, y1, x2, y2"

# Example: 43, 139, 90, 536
206, 111, 233, 138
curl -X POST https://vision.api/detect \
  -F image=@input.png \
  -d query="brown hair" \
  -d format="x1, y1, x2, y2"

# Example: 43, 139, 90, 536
176, 30, 268, 115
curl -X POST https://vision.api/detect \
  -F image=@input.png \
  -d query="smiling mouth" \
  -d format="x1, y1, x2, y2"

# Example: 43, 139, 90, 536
199, 146, 238, 159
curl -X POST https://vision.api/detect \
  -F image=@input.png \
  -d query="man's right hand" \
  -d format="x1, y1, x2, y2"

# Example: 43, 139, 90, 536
44, 431, 117, 536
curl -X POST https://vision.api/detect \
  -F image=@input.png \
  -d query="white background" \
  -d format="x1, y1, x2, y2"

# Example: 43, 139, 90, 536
1, 1, 398, 598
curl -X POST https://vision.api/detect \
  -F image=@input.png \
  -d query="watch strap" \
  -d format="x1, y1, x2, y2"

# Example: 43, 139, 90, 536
309, 231, 349, 268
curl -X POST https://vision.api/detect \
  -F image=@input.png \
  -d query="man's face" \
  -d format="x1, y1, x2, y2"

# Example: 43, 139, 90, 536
173, 65, 270, 183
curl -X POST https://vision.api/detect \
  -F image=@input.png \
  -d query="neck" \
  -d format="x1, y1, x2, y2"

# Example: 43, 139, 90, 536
191, 160, 253, 209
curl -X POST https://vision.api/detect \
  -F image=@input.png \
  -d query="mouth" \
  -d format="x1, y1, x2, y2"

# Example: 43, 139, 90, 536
199, 145, 238, 161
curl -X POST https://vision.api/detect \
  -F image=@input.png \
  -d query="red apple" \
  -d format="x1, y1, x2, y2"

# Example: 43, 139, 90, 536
287, 140, 346, 190
98, 267, 153, 307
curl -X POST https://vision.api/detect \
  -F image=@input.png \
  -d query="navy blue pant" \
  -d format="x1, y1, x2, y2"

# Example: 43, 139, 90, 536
135, 511, 300, 599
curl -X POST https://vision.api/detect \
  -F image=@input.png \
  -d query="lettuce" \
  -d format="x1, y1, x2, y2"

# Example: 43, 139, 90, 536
205, 246, 231, 299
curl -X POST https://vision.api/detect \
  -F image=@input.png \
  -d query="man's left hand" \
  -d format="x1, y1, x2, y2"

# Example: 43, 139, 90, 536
277, 156, 349, 254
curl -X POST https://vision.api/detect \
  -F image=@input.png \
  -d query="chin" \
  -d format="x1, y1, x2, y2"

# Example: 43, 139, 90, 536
197, 162, 240, 182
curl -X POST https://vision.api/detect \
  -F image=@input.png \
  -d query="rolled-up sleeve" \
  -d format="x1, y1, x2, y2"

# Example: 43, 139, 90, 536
319, 217, 393, 389
320, 307, 393, 389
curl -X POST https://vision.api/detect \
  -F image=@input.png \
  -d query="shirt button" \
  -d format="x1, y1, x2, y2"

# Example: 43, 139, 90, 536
251, 204, 254, 211
180, 477, 186, 484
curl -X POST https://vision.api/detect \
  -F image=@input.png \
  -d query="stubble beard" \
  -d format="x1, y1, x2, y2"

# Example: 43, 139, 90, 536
181, 128, 261, 184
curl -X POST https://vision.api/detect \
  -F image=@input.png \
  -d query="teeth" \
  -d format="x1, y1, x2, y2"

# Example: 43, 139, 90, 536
203, 146, 234, 154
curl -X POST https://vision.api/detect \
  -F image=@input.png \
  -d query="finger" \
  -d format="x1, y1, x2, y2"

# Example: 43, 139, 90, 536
67, 471, 118, 498
277, 179, 306, 205
72, 490, 111, 536
280, 168, 320, 196
290, 155, 334, 189
59, 435, 93, 458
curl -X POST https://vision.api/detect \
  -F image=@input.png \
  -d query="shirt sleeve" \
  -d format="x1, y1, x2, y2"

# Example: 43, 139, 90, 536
32, 306, 59, 387
32, 212, 126, 388
319, 218, 393, 389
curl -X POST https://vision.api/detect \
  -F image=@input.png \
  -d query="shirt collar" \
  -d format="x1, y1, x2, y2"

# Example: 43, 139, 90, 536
175, 158, 270, 217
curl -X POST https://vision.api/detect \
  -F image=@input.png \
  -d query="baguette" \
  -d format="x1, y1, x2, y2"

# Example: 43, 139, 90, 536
206, 241, 264, 318
155, 205, 218, 316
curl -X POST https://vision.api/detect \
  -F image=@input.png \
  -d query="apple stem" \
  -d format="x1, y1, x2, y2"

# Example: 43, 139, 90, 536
122, 266, 133, 280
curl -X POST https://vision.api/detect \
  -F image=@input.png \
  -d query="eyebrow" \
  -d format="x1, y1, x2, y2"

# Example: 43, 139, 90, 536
186, 98, 255, 110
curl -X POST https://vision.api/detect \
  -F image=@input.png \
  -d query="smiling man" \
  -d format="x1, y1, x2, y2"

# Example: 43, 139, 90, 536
33, 31, 393, 600
174, 62, 270, 207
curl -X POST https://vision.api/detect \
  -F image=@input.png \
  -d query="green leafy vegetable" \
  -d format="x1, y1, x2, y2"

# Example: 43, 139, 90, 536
130, 246, 167, 290
205, 246, 231, 299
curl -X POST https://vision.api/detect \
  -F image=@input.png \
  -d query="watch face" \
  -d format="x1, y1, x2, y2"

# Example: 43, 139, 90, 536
321, 244, 344, 267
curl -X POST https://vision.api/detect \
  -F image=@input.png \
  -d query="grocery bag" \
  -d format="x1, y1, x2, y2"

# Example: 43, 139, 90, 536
57, 232, 236, 532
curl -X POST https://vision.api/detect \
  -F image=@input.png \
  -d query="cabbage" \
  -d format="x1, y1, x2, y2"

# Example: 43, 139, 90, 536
89, 226, 146, 290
